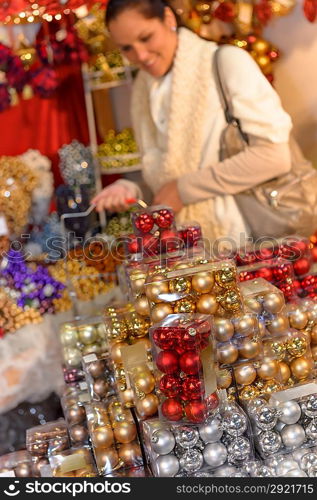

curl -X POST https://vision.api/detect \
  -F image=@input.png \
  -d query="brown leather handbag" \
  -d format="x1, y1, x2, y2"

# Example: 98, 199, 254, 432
214, 46, 317, 239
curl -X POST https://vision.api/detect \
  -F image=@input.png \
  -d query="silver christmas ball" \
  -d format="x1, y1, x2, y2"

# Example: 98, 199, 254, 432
155, 454, 179, 477
223, 411, 247, 436
247, 398, 267, 415
175, 426, 199, 449
293, 447, 311, 464
199, 417, 223, 443
276, 458, 300, 476
300, 452, 317, 471
257, 466, 274, 477
228, 436, 251, 463
179, 449, 204, 473
281, 424, 306, 449
308, 464, 317, 477
302, 395, 317, 418
151, 429, 175, 455
258, 431, 282, 454
278, 401, 301, 425
203, 442, 227, 468
213, 465, 237, 477
275, 421, 287, 433
305, 420, 317, 442
255, 406, 278, 431
192, 472, 211, 477
284, 469, 307, 477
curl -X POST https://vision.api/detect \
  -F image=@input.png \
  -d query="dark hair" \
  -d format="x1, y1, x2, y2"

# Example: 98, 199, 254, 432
105, 0, 178, 25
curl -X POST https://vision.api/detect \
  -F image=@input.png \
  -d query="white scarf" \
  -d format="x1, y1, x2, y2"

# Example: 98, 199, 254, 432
131, 28, 233, 242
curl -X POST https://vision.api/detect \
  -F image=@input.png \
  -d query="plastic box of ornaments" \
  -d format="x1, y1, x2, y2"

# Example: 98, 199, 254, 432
61, 382, 91, 448
142, 399, 254, 477
0, 450, 34, 477
244, 380, 317, 476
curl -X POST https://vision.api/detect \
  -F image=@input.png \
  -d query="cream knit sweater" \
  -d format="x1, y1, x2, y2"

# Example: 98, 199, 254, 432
120, 28, 292, 243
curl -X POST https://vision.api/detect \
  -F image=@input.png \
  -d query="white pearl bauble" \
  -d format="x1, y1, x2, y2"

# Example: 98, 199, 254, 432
155, 454, 179, 477
278, 401, 301, 425
151, 429, 175, 455
213, 465, 237, 477
203, 443, 227, 467
281, 424, 306, 449
284, 469, 307, 477
199, 418, 223, 443
276, 459, 300, 476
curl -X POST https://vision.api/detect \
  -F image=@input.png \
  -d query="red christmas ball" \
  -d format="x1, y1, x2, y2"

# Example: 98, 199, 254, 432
156, 350, 179, 374
161, 398, 183, 421
134, 212, 154, 234
301, 275, 317, 291
206, 392, 219, 410
159, 230, 180, 253
152, 327, 176, 350
179, 351, 201, 375
278, 282, 295, 300
176, 328, 199, 351
181, 376, 204, 400
272, 262, 293, 282
255, 267, 273, 282
184, 400, 207, 423
127, 234, 139, 254
255, 247, 275, 261
239, 271, 256, 282
181, 225, 202, 247
159, 374, 181, 397
311, 246, 317, 262
155, 209, 174, 229
236, 252, 257, 266
293, 258, 311, 276
142, 233, 159, 257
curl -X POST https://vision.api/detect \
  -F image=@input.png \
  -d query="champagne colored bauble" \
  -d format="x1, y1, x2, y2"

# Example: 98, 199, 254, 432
192, 272, 214, 293
135, 393, 159, 418
63, 347, 82, 368
262, 292, 285, 314
238, 338, 261, 360
68, 406, 86, 425
290, 356, 314, 380
146, 276, 169, 303
120, 388, 135, 407
88, 360, 106, 378
60, 328, 78, 347
251, 38, 270, 55
234, 364, 257, 386
110, 342, 126, 364
234, 315, 256, 337
92, 426, 114, 448
118, 443, 142, 466
245, 298, 263, 314
311, 345, 317, 361
113, 422, 137, 444
134, 295, 150, 316
217, 343, 238, 365
216, 369, 232, 389
15, 462, 33, 477
257, 359, 279, 381
69, 424, 88, 443
278, 361, 291, 383
134, 371, 156, 394
130, 273, 146, 295
95, 447, 119, 474
93, 378, 109, 398
82, 343, 100, 356
78, 327, 97, 345
214, 318, 234, 342
196, 293, 218, 314
266, 315, 289, 335
311, 325, 317, 345
151, 303, 174, 323
289, 310, 309, 330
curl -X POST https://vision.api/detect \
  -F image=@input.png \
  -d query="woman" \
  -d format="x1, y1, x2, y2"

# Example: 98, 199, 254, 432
92, 0, 292, 244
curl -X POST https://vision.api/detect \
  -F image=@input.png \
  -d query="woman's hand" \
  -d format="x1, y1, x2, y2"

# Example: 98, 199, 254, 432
152, 180, 183, 213
91, 183, 134, 213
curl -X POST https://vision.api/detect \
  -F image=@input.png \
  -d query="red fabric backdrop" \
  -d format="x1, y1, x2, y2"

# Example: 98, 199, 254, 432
0, 63, 89, 187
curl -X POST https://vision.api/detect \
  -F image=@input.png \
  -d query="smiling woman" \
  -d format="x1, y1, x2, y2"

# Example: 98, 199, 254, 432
91, 0, 299, 244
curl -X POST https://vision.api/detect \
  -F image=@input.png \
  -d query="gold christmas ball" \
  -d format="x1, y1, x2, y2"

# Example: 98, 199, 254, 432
134, 370, 155, 394
278, 361, 291, 383
173, 298, 196, 314
257, 359, 279, 380
261, 379, 282, 395
239, 385, 260, 400
265, 339, 286, 360
191, 272, 214, 293
146, 276, 169, 304
214, 267, 237, 289
245, 298, 263, 314
216, 368, 232, 389
151, 303, 174, 323
127, 314, 149, 339
238, 337, 262, 360
266, 315, 289, 335
60, 328, 78, 347
69, 424, 88, 443
92, 426, 114, 448
251, 38, 270, 55
217, 343, 239, 365
287, 336, 307, 358
173, 263, 191, 270
218, 290, 242, 312
270, 0, 295, 17
262, 292, 285, 314
78, 326, 97, 345
311, 325, 317, 344
120, 388, 135, 408
214, 318, 234, 342
95, 447, 119, 474
118, 442, 142, 467
93, 378, 109, 398
196, 293, 218, 314
82, 344, 100, 356
290, 356, 314, 380
134, 295, 150, 317
234, 315, 256, 337
130, 272, 146, 295
169, 277, 192, 294
135, 393, 159, 418
87, 360, 106, 379
113, 422, 137, 444
289, 310, 309, 330
256, 55, 273, 75
311, 344, 317, 361
68, 406, 86, 425
234, 363, 257, 386
110, 320, 128, 342
110, 342, 126, 364
131, 337, 152, 351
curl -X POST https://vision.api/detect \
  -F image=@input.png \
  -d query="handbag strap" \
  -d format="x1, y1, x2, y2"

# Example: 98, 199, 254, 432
213, 46, 250, 146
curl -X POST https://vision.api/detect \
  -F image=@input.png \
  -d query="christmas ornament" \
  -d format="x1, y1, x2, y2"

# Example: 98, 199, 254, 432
203, 442, 227, 467
281, 424, 306, 448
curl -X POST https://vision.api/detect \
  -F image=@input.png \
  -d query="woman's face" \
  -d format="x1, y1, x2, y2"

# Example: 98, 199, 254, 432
108, 7, 178, 78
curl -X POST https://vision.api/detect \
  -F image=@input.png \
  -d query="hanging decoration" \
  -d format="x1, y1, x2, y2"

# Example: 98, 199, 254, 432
303, 0, 317, 22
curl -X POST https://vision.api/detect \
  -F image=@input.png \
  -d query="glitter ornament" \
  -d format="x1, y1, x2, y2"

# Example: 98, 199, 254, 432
155, 209, 174, 229
255, 406, 278, 430
179, 449, 204, 473
134, 213, 154, 233
228, 436, 251, 463
174, 427, 199, 449
159, 374, 181, 397
223, 412, 247, 436
302, 395, 317, 418
305, 420, 317, 442
300, 453, 317, 471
